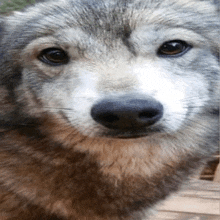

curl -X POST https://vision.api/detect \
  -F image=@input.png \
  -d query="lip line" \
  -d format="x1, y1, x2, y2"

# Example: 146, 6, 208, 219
116, 135, 147, 139
100, 131, 149, 139
97, 125, 164, 139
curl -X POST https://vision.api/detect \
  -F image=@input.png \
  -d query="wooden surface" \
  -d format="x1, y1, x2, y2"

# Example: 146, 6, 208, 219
150, 179, 220, 220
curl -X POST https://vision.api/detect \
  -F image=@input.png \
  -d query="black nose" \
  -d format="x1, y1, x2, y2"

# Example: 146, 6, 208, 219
91, 95, 163, 130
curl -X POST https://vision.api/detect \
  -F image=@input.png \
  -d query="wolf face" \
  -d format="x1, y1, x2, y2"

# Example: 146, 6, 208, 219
0, 0, 219, 219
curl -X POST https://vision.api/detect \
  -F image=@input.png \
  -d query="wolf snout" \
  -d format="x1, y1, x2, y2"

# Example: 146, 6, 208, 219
91, 95, 163, 130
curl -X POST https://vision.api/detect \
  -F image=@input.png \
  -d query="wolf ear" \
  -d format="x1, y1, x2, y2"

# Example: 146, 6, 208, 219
0, 16, 22, 92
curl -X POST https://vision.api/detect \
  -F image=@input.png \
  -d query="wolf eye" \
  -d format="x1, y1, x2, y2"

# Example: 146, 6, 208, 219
38, 48, 69, 66
157, 40, 191, 57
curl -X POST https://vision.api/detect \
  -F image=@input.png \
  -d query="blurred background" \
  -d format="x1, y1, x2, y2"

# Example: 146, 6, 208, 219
0, 0, 45, 14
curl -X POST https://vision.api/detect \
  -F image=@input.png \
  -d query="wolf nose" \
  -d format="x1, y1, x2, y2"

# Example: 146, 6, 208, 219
91, 96, 163, 130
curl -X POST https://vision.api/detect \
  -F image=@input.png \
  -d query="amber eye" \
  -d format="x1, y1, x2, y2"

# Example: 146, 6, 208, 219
157, 40, 191, 57
38, 48, 69, 66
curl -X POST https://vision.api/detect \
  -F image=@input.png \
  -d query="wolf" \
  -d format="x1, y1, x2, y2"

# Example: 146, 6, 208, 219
0, 0, 219, 219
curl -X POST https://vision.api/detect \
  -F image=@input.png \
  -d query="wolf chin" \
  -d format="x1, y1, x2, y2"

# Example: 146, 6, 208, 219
0, 0, 219, 219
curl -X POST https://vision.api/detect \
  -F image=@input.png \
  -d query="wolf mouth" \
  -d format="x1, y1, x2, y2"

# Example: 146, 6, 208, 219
99, 126, 164, 139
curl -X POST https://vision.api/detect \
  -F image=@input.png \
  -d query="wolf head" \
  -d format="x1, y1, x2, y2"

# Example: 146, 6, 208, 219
0, 0, 219, 219
0, 0, 219, 136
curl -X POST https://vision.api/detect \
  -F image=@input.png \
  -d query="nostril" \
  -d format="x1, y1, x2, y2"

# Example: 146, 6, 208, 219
139, 110, 159, 119
100, 114, 119, 123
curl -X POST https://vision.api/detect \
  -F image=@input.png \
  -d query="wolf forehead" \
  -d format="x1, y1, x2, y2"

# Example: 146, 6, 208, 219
1, 0, 219, 50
